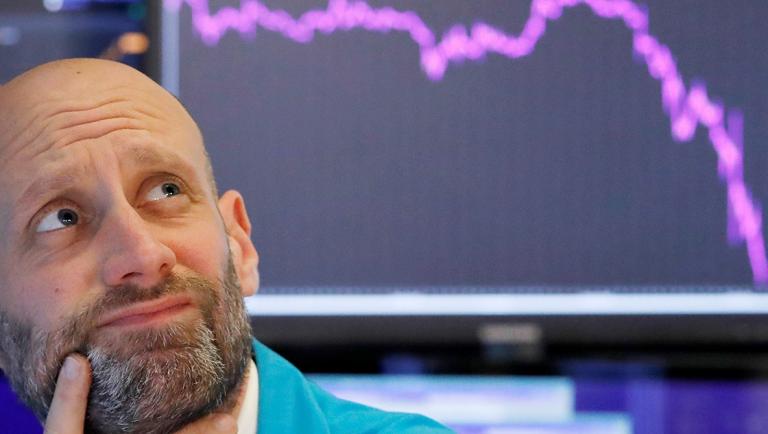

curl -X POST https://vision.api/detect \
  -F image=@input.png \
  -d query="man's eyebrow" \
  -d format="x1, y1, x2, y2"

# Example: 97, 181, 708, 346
130, 146, 177, 167
16, 148, 198, 213
128, 144, 218, 198
125, 146, 199, 179
17, 165, 88, 211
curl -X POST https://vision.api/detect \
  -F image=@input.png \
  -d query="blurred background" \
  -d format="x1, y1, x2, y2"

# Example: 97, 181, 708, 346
3, 0, 768, 432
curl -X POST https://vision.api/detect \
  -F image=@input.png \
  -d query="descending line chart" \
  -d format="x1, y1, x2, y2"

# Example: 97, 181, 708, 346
164, 0, 768, 285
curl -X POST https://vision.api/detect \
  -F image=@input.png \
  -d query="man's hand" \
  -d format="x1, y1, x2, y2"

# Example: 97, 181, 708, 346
44, 355, 91, 434
43, 355, 237, 434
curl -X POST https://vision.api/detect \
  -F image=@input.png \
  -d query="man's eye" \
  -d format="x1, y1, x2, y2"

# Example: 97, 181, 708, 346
147, 182, 182, 201
36, 208, 80, 233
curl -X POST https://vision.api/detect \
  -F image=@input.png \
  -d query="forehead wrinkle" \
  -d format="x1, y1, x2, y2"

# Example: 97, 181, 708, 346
45, 101, 156, 152
50, 119, 147, 151
6, 97, 131, 154
48, 98, 143, 130
3, 90, 172, 163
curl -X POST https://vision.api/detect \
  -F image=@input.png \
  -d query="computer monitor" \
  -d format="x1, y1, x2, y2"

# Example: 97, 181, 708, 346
155, 0, 768, 347
308, 372, 768, 434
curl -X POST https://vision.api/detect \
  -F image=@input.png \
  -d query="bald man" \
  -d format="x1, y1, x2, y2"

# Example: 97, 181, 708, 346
0, 59, 452, 434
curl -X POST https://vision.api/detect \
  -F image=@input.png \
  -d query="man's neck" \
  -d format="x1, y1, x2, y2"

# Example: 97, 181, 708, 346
218, 359, 254, 418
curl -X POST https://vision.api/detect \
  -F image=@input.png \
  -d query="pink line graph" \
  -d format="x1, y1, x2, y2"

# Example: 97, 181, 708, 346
164, 0, 768, 284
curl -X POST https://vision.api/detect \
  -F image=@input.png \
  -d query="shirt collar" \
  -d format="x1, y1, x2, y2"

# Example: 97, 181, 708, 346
237, 359, 259, 434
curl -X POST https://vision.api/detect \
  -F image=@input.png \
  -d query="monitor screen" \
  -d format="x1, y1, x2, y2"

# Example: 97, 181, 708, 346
309, 373, 768, 434
161, 0, 768, 316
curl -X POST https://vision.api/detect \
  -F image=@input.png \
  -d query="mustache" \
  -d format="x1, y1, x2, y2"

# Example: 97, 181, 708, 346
55, 273, 217, 355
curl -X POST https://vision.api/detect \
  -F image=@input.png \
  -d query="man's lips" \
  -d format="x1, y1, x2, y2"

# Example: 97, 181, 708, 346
97, 296, 194, 328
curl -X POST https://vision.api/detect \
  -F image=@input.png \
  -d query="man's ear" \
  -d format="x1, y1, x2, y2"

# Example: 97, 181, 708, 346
218, 190, 260, 297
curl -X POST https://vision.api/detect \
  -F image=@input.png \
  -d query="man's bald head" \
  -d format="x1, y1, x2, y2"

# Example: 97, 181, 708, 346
0, 58, 217, 196
1, 58, 157, 102
0, 58, 185, 136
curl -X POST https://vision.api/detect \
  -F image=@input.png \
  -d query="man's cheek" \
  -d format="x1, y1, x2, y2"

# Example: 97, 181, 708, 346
172, 239, 229, 280
5, 276, 74, 328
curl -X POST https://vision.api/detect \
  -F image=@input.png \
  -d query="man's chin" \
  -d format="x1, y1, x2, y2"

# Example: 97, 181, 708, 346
85, 324, 230, 434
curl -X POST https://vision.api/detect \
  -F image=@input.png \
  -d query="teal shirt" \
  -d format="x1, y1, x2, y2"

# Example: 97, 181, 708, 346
253, 340, 455, 433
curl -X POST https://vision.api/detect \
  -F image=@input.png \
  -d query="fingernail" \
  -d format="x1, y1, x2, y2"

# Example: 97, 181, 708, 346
61, 356, 81, 380
213, 415, 235, 431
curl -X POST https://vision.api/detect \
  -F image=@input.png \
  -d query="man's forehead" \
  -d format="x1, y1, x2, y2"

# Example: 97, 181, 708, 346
0, 94, 204, 184
0, 59, 197, 145
0, 59, 204, 165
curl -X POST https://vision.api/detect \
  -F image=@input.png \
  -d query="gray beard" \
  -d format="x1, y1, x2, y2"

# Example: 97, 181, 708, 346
0, 259, 253, 434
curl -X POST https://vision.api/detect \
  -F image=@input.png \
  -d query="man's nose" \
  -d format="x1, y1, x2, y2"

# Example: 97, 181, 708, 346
100, 205, 177, 289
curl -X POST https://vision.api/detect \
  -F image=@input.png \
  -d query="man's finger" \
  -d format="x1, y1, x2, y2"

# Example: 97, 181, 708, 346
44, 354, 92, 434
174, 413, 237, 434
